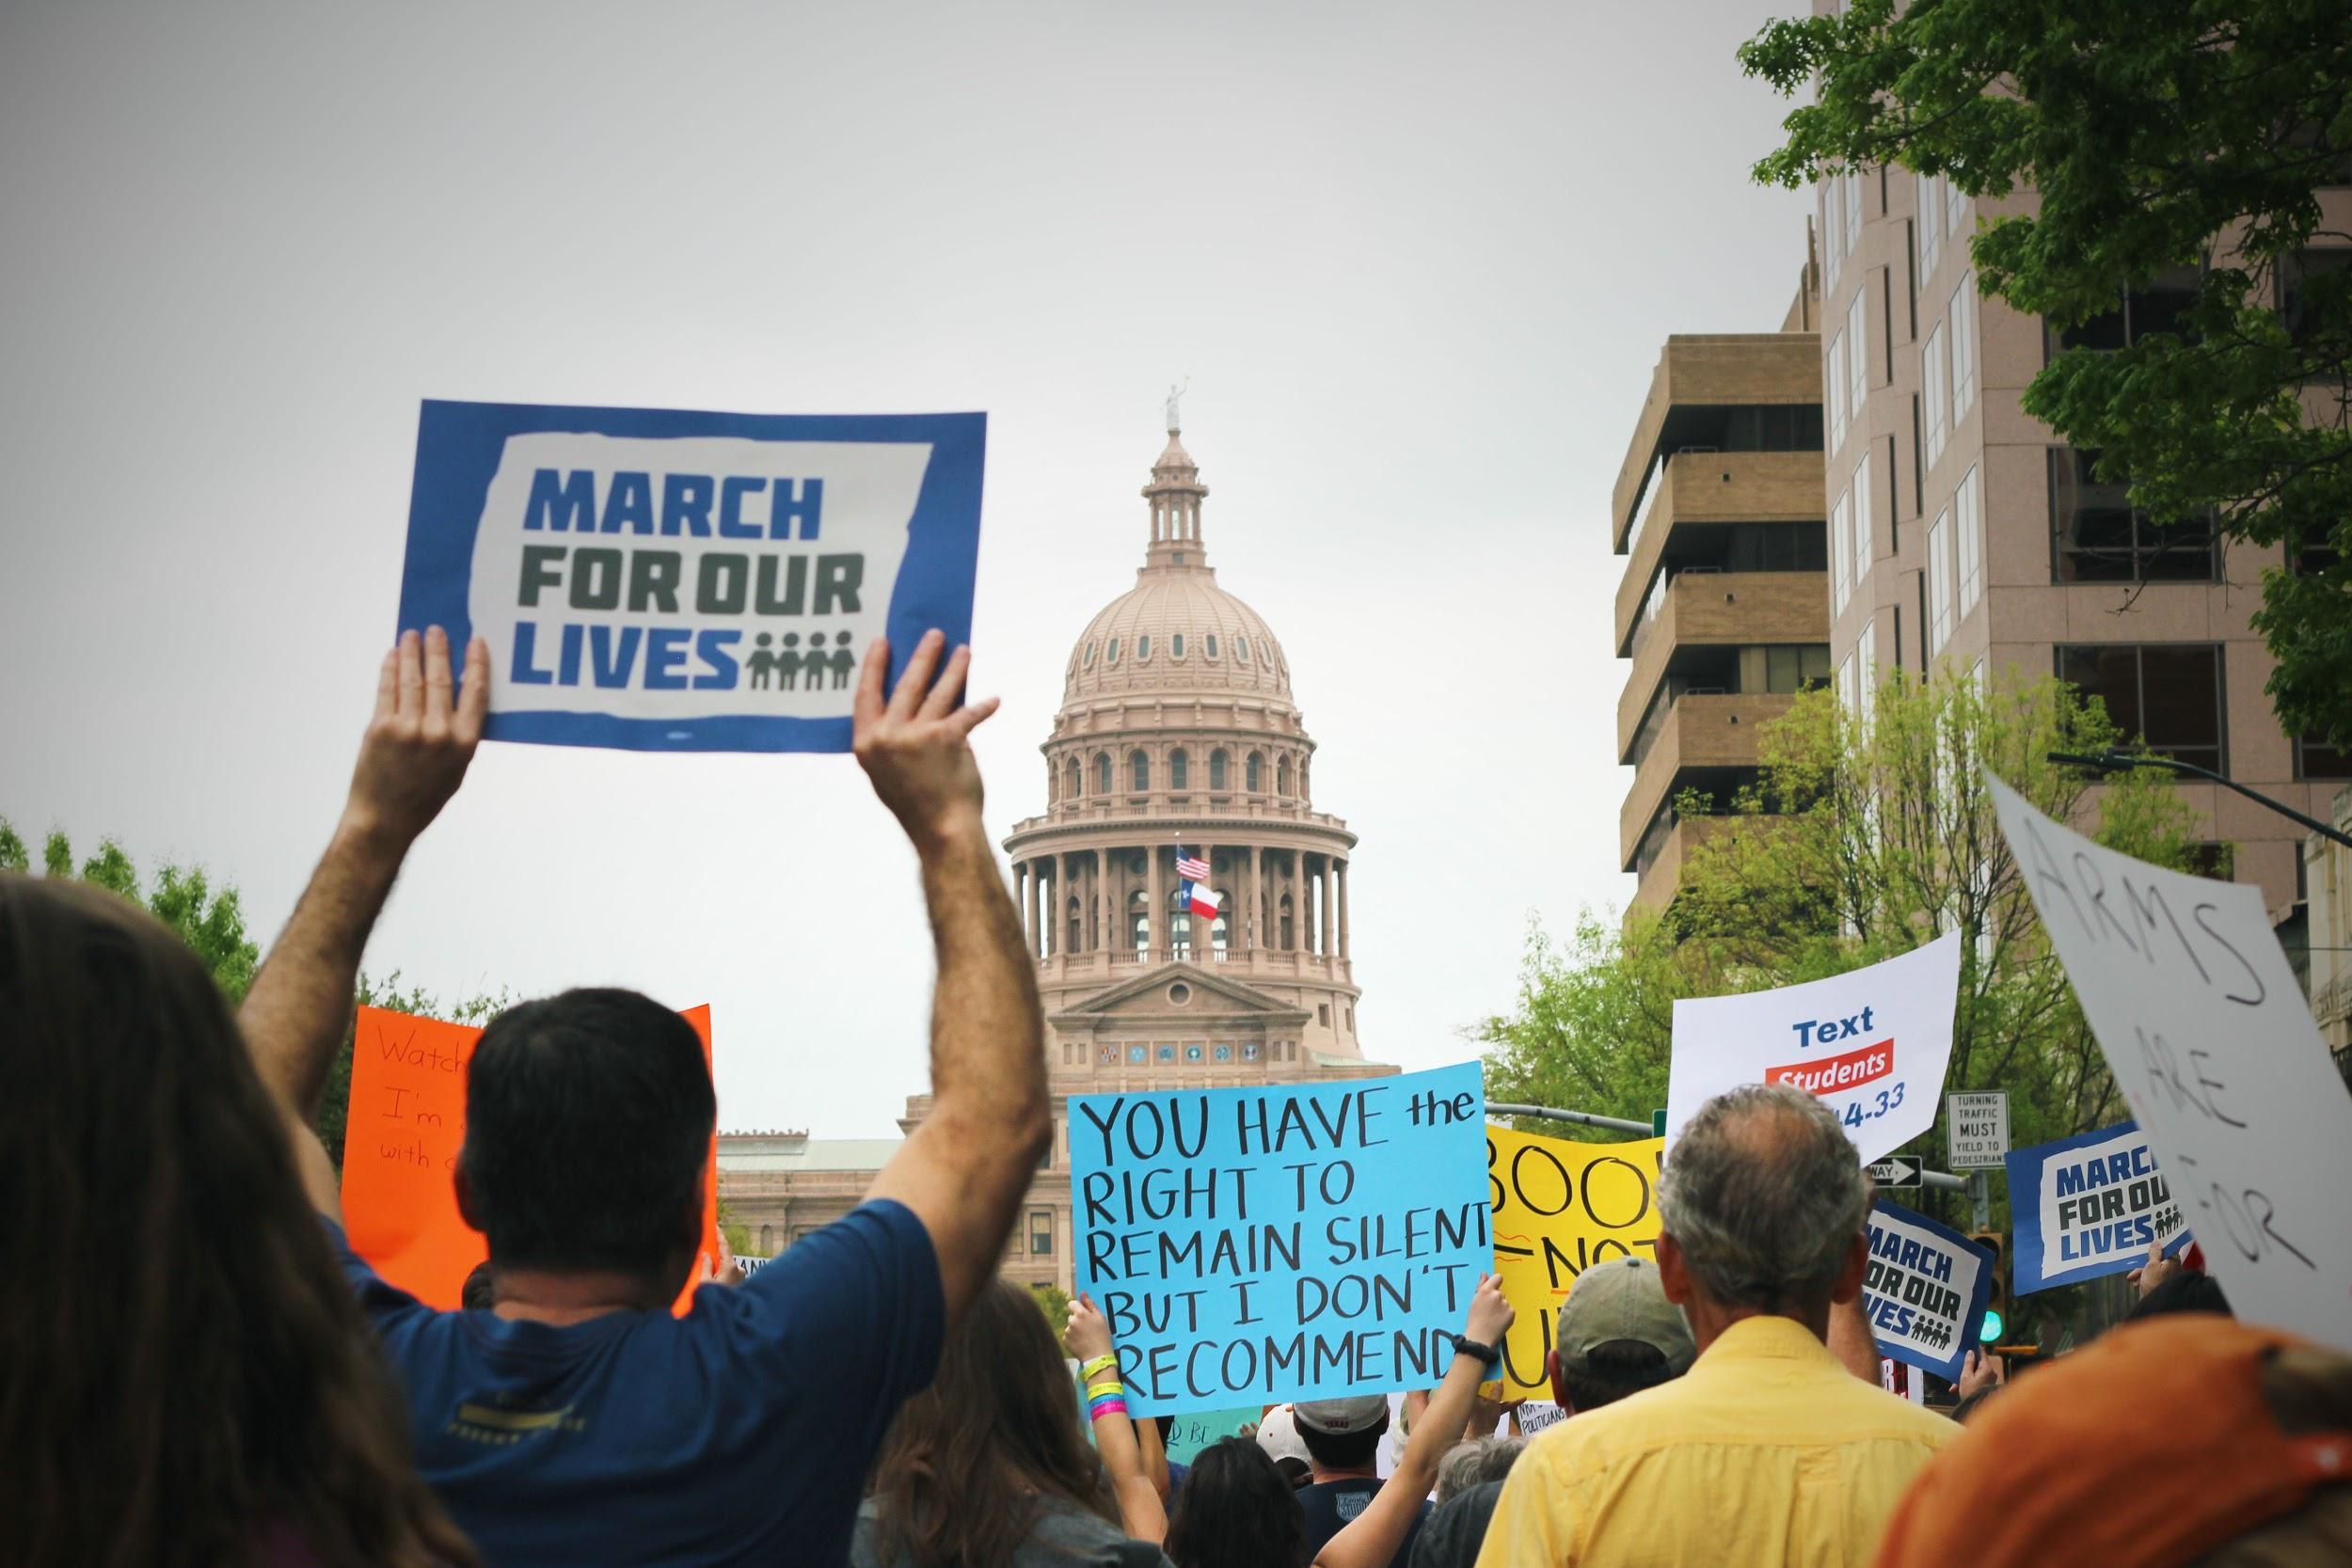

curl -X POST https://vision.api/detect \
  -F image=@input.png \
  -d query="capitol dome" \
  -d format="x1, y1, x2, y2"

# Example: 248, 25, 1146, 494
1063, 430, 1293, 704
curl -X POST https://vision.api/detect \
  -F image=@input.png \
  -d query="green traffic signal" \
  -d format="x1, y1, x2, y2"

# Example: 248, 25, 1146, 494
1978, 1308, 2004, 1344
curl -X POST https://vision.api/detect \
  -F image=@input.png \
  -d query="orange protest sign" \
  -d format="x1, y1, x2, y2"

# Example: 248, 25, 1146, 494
340, 1003, 718, 1314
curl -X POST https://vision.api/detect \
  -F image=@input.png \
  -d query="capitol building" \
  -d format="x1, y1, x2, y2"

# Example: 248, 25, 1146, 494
717, 415, 1404, 1290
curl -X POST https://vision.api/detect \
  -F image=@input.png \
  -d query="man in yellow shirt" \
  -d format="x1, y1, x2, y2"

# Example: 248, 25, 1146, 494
1476, 1085, 1953, 1568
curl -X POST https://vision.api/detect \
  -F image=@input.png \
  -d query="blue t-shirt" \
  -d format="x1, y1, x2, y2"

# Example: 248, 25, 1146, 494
328, 1200, 944, 1568
1297, 1478, 1429, 1568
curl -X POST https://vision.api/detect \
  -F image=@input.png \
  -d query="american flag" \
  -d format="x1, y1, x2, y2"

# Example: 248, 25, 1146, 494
1176, 851, 1211, 882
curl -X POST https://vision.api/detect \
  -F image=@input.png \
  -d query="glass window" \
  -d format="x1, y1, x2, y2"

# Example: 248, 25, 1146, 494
1206, 634, 1218, 658
1247, 752, 1263, 792
1826, 326, 1849, 453
1277, 756, 1292, 797
1235, 635, 1249, 661
1210, 750, 1229, 790
1830, 485, 1853, 613
2053, 264, 2201, 356
1764, 644, 1833, 693
1169, 749, 1188, 790
1955, 466, 1985, 613
1927, 511, 1954, 657
1922, 323, 1948, 472
1066, 756, 1082, 799
1130, 750, 1151, 792
1856, 618, 1878, 724
1029, 1211, 1054, 1254
2049, 449, 2215, 582
2057, 643, 2225, 771
1096, 752, 1112, 794
1949, 275, 1979, 420
2281, 248, 2351, 347
1916, 167, 1944, 280
1846, 292, 1868, 431
1945, 177, 1967, 241
1851, 449, 1874, 597
1082, 642, 1094, 668
1171, 633, 1185, 657
2297, 734, 2352, 780
1136, 634, 1151, 660
1844, 167, 1864, 256
1107, 638, 1120, 663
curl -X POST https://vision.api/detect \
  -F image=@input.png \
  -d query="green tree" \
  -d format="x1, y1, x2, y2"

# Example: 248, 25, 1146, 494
1029, 1282, 1073, 1345
1668, 673, 2202, 1165
1741, 0, 2352, 743
6, 820, 261, 1004
716, 1198, 753, 1259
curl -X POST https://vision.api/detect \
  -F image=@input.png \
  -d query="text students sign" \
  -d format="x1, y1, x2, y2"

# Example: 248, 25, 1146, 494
2007, 1121, 2188, 1295
397, 401, 986, 752
1989, 777, 2352, 1354
1664, 934, 1962, 1164
1069, 1064, 1489, 1418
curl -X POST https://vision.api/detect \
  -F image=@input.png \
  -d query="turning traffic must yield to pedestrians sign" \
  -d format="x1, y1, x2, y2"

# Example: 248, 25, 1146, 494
1867, 1156, 1922, 1188
1947, 1091, 2010, 1170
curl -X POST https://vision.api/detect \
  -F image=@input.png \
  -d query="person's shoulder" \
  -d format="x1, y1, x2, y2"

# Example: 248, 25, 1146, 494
1816, 1368, 1962, 1448
1025, 1499, 1168, 1567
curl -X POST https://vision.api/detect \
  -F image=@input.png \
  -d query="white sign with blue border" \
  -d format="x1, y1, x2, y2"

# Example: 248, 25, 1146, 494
397, 400, 986, 752
2005, 1120, 2188, 1295
1864, 1199, 1994, 1382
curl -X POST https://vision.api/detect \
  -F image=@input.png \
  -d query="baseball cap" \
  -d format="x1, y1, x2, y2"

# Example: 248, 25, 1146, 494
1555, 1256, 1696, 1377
1293, 1395, 1391, 1436
1254, 1403, 1311, 1465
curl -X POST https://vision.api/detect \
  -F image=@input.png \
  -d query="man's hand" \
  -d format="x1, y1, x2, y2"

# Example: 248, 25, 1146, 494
1067, 1291, 1116, 1365
2126, 1236, 2182, 1297
1463, 1272, 1516, 1345
1956, 1347, 2005, 1402
852, 630, 999, 858
344, 626, 489, 848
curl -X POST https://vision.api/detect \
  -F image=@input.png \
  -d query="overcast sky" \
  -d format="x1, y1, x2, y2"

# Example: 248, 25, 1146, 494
0, 0, 1805, 1137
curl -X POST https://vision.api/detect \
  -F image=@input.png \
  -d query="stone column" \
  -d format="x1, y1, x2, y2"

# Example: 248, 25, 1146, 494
1147, 844, 1165, 961
1320, 856, 1336, 958
1337, 859, 1351, 960
1013, 862, 1030, 954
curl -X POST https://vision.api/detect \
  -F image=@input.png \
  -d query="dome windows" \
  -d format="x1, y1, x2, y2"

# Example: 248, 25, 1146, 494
1064, 756, 1081, 800
1171, 633, 1185, 658
1083, 642, 1095, 668
1129, 750, 1151, 792
1169, 749, 1189, 790
1107, 638, 1120, 663
1096, 752, 1113, 794
1209, 750, 1229, 791
1206, 635, 1219, 658
1136, 635, 1152, 660
1247, 752, 1263, 792
1235, 635, 1250, 662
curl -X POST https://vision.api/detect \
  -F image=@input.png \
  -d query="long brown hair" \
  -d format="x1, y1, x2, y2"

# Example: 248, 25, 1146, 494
869, 1277, 1115, 1566
0, 875, 478, 1568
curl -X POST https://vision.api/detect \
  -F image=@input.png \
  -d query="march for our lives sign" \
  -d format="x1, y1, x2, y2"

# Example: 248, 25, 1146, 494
1864, 1200, 1994, 1382
1069, 1063, 1490, 1418
2007, 1122, 2188, 1295
397, 400, 986, 752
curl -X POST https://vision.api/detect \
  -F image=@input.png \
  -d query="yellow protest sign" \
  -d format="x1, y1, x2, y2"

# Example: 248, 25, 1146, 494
1486, 1125, 1666, 1396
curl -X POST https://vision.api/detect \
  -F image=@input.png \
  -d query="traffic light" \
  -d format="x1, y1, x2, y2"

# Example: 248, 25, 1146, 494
1969, 1231, 2009, 1344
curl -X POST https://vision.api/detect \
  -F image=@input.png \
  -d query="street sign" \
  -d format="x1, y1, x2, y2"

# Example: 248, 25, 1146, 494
1867, 1156, 1921, 1188
1651, 1108, 1667, 1138
1947, 1091, 2010, 1169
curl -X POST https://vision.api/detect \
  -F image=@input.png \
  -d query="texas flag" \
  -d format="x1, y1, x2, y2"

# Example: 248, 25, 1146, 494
1176, 849, 1220, 921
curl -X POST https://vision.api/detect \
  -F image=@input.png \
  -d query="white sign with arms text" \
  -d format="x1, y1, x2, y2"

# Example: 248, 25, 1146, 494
1987, 776, 2352, 1354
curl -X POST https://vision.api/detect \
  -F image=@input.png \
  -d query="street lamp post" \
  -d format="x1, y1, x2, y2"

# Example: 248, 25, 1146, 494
2046, 751, 2352, 852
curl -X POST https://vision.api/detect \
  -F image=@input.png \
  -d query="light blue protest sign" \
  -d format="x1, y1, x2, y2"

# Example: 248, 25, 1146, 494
1070, 1063, 1489, 1418
1864, 1200, 1994, 1382
2007, 1121, 2189, 1295
398, 400, 986, 752
1162, 1405, 1263, 1465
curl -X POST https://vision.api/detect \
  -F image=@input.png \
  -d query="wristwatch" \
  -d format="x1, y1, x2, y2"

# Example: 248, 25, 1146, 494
1448, 1333, 1502, 1368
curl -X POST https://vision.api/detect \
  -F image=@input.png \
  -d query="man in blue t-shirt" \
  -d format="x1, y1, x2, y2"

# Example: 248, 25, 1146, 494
240, 626, 1048, 1567
1293, 1397, 1430, 1567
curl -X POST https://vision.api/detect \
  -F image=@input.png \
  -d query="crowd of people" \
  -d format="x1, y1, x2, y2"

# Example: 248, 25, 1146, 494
5, 626, 2348, 1567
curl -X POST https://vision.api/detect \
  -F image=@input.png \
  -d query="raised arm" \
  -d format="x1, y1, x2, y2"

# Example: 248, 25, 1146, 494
858, 631, 1051, 1325
1066, 1292, 1168, 1544
242, 627, 487, 1213
1316, 1275, 1515, 1568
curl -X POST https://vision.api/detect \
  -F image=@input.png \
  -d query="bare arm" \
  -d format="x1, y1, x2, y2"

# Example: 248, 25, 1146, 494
1315, 1275, 1516, 1568
858, 632, 1051, 1325
242, 628, 487, 1215
1068, 1293, 1168, 1544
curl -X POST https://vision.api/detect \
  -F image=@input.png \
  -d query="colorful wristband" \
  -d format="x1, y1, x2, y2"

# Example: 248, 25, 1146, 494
1088, 1383, 1124, 1402
1080, 1354, 1120, 1381
1089, 1398, 1130, 1421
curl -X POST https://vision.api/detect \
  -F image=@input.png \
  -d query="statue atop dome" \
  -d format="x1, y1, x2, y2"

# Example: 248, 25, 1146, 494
1164, 379, 1185, 434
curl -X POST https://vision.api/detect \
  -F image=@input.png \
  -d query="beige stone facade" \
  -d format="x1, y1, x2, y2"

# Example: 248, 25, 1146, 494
2302, 788, 2352, 1074
1611, 259, 1831, 911
719, 420, 1402, 1288
1811, 119, 2352, 917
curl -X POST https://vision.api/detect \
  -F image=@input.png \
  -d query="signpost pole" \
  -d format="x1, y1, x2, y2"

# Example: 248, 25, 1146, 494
1970, 1169, 1990, 1231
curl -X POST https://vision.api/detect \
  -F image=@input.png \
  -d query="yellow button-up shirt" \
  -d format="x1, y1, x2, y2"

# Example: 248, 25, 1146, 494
1475, 1315, 1954, 1568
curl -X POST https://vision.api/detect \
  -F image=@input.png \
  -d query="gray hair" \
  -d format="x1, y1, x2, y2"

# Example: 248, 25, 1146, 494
1657, 1084, 1870, 1312
1435, 1436, 1528, 1504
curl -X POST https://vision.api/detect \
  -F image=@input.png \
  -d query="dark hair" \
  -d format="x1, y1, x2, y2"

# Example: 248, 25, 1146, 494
460, 1260, 496, 1311
0, 875, 478, 1568
1166, 1436, 1306, 1568
1563, 1339, 1677, 1411
870, 1277, 1115, 1565
1412, 1479, 1508, 1568
456, 989, 713, 1285
1298, 1417, 1385, 1473
2128, 1269, 2233, 1322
